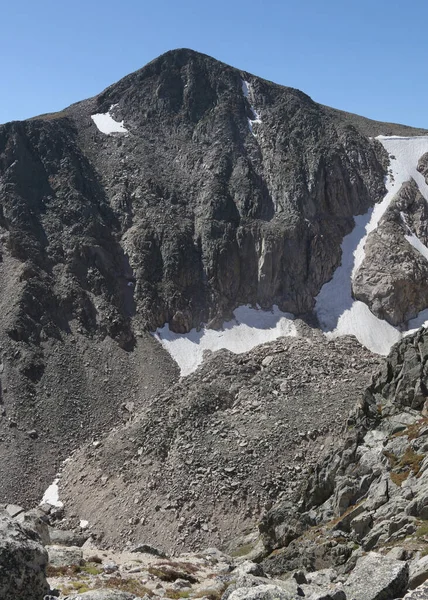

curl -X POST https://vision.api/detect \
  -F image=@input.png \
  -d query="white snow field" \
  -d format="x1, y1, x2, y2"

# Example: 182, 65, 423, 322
91, 105, 128, 135
40, 478, 63, 508
242, 80, 262, 135
315, 136, 428, 354
154, 305, 297, 376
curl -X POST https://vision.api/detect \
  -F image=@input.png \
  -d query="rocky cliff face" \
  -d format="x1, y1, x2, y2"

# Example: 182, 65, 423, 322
353, 176, 428, 326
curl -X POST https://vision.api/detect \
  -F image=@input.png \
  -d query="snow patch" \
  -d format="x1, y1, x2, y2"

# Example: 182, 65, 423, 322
40, 478, 63, 508
405, 232, 428, 261
91, 106, 128, 135
154, 305, 297, 376
242, 80, 262, 135
316, 135, 428, 355
80, 520, 89, 529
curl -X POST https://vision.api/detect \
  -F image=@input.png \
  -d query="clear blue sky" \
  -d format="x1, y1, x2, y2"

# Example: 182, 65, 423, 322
1, 0, 427, 127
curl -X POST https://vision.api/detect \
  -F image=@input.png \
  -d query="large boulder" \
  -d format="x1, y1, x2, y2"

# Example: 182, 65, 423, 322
226, 585, 296, 600
47, 544, 83, 567
0, 510, 49, 600
343, 552, 409, 600
66, 592, 145, 600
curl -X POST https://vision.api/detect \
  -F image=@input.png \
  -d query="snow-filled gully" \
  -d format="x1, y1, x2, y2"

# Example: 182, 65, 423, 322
315, 135, 428, 354
242, 80, 262, 135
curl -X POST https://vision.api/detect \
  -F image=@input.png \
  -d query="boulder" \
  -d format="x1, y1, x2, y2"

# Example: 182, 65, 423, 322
16, 509, 50, 545
226, 584, 296, 600
48, 527, 88, 547
47, 545, 83, 567
5, 504, 25, 518
66, 592, 145, 600
0, 510, 49, 600
233, 561, 265, 577
298, 585, 345, 599
344, 552, 409, 600
409, 555, 428, 590
222, 574, 299, 600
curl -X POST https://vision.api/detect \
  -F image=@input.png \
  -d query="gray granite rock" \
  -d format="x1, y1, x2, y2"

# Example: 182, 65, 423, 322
0, 510, 49, 600
344, 552, 409, 600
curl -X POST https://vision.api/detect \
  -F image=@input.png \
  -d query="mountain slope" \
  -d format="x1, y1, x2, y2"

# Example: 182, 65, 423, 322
0, 48, 427, 508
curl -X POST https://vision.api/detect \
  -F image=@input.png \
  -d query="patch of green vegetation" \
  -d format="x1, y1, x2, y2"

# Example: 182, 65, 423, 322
81, 564, 103, 575
390, 470, 410, 487
71, 581, 91, 593
231, 542, 256, 558
415, 521, 428, 539
29, 110, 69, 121
101, 576, 154, 596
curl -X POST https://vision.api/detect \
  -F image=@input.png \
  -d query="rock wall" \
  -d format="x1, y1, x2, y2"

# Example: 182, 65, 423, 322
260, 327, 428, 580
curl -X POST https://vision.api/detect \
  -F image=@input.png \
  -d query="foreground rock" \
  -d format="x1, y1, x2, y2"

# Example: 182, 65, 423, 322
343, 552, 409, 600
66, 592, 143, 600
0, 510, 49, 599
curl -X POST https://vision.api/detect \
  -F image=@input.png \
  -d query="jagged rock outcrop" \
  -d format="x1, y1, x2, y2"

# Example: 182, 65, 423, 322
259, 327, 428, 584
353, 179, 428, 325
0, 510, 49, 599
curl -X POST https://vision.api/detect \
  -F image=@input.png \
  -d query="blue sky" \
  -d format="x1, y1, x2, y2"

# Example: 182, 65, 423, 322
1, 0, 427, 127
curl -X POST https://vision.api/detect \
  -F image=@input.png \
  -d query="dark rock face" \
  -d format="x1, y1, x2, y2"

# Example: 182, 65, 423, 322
353, 180, 428, 325
0, 49, 392, 339
0, 510, 49, 599
74, 49, 390, 330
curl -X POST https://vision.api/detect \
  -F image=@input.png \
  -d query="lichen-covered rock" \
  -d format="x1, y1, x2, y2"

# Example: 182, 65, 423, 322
409, 555, 428, 590
47, 544, 83, 567
343, 552, 409, 600
226, 584, 296, 600
67, 592, 145, 600
0, 510, 49, 600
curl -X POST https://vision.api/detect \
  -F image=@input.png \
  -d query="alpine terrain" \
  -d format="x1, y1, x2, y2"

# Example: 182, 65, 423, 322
2, 49, 428, 599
